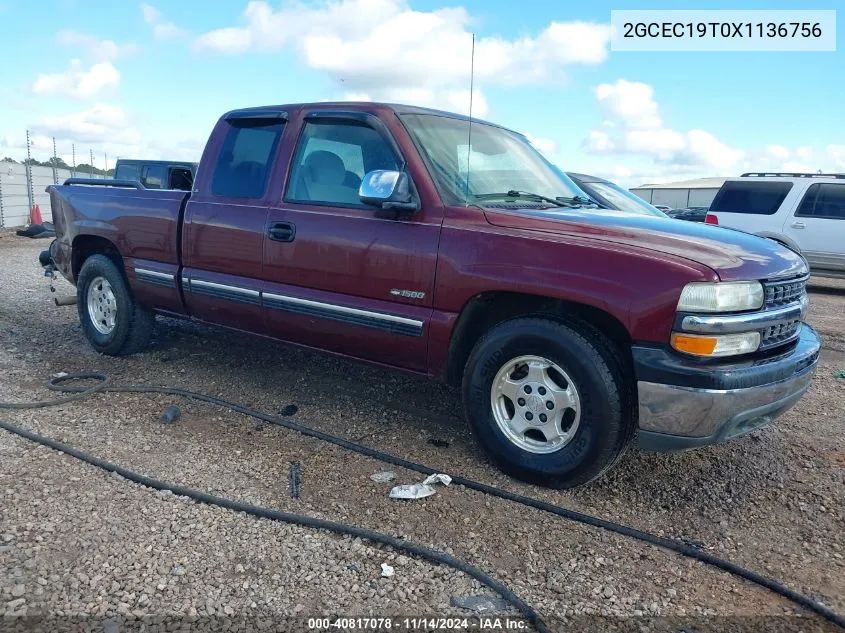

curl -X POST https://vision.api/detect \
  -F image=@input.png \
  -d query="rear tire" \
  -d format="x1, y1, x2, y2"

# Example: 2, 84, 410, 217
76, 254, 153, 356
462, 316, 633, 488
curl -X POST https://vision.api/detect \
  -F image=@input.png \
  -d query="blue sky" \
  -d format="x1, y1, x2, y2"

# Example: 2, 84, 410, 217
0, 0, 842, 186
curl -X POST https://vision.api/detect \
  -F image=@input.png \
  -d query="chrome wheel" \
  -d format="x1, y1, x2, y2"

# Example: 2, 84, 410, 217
86, 276, 117, 335
490, 355, 581, 454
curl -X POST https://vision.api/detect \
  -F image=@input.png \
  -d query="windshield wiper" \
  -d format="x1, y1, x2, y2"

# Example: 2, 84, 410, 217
555, 195, 596, 207
473, 190, 594, 208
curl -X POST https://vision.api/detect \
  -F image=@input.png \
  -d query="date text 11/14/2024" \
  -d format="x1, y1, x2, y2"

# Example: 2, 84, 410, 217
307, 617, 530, 630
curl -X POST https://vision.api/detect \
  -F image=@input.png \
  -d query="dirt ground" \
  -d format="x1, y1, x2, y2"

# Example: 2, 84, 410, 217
1, 230, 843, 631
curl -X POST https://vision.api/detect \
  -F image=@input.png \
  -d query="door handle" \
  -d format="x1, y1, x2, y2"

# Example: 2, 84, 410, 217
268, 222, 296, 242
790, 221, 806, 229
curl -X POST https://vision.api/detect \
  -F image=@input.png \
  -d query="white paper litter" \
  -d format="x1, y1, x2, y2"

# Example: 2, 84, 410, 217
380, 563, 394, 578
389, 483, 436, 500
370, 471, 397, 483
52, 372, 68, 379
422, 473, 452, 486
389, 473, 451, 500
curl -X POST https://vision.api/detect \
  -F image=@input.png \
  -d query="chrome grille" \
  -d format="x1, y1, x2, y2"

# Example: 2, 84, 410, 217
760, 319, 801, 348
764, 277, 807, 308
759, 276, 808, 349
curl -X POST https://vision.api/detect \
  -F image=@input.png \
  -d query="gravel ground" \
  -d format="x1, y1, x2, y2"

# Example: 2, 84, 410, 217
0, 230, 843, 631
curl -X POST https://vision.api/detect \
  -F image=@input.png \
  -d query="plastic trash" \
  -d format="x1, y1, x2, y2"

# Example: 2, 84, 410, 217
389, 473, 451, 500
160, 405, 181, 424
835, 371, 845, 379
422, 473, 452, 486
381, 563, 394, 578
370, 471, 396, 483
389, 483, 436, 500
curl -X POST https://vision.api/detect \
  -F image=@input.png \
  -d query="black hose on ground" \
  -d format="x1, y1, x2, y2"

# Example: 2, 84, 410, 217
2, 373, 844, 630
0, 418, 549, 633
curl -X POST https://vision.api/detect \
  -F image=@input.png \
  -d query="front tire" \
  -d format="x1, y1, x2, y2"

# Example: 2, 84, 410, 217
76, 254, 153, 356
462, 316, 633, 488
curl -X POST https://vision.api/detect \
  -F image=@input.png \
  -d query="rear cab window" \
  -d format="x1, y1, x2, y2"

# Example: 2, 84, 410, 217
211, 118, 286, 198
709, 180, 793, 215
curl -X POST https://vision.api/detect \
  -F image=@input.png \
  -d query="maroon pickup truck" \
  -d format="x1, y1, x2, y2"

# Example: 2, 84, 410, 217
43, 102, 820, 488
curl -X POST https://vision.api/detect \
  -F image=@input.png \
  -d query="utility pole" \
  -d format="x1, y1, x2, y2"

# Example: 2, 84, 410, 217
72, 144, 76, 178
25, 130, 34, 218
89, 149, 94, 177
52, 137, 58, 184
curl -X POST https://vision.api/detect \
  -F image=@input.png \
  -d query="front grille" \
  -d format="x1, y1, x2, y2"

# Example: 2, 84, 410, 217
760, 319, 801, 348
764, 276, 807, 308
759, 275, 808, 349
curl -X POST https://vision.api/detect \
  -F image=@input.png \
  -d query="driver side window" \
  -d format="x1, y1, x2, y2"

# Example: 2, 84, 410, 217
285, 120, 399, 207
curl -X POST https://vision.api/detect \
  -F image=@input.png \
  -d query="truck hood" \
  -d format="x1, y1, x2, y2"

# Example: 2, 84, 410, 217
484, 207, 808, 281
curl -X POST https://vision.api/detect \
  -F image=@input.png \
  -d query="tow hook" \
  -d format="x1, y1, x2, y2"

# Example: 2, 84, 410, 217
39, 248, 74, 306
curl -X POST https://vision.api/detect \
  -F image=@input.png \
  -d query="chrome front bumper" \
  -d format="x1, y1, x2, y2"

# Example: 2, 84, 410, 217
636, 324, 820, 452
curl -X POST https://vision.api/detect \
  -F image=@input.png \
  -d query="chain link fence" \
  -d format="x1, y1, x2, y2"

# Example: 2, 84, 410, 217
0, 131, 112, 228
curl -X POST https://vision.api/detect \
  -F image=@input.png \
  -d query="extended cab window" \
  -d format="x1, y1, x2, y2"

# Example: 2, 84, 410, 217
114, 163, 139, 182
796, 183, 845, 220
709, 181, 792, 215
211, 119, 285, 198
286, 120, 399, 207
140, 164, 166, 189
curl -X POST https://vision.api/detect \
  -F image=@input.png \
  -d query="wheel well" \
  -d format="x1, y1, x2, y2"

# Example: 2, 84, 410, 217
72, 235, 124, 281
446, 292, 632, 386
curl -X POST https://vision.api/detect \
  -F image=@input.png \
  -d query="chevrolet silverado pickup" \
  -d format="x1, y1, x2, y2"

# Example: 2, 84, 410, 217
42, 102, 820, 488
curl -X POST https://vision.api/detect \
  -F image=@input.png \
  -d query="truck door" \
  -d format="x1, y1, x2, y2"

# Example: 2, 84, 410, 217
262, 110, 443, 372
783, 182, 845, 273
181, 112, 287, 332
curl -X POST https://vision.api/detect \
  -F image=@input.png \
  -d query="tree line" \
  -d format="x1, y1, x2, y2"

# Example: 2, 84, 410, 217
1, 156, 114, 176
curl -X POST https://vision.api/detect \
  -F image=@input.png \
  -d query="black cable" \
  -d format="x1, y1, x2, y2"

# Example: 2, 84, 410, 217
0, 418, 549, 633
2, 373, 843, 629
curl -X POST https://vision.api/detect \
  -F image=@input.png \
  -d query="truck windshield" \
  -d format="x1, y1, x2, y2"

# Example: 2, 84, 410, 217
579, 180, 667, 217
401, 114, 584, 206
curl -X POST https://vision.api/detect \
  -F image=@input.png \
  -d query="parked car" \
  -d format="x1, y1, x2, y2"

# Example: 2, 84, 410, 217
42, 103, 819, 488
565, 172, 667, 217
113, 159, 198, 191
666, 206, 709, 222
706, 173, 845, 279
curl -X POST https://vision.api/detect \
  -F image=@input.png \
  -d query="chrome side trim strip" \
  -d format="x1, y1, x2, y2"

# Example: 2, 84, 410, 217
263, 292, 423, 337
135, 268, 176, 288
264, 293, 421, 327
135, 268, 174, 281
190, 279, 261, 306
680, 298, 807, 334
191, 279, 260, 298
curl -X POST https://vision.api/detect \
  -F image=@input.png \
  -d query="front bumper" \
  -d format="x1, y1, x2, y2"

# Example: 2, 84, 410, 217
635, 324, 820, 451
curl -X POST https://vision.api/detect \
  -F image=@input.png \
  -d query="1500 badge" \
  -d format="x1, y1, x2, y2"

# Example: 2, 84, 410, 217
390, 289, 426, 300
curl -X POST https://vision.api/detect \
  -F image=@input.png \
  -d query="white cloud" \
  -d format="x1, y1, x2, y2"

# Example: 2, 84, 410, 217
766, 144, 790, 160
56, 30, 137, 60
195, 0, 609, 112
141, 3, 185, 38
595, 80, 661, 129
32, 60, 120, 99
35, 103, 140, 145
524, 133, 558, 157
583, 79, 746, 174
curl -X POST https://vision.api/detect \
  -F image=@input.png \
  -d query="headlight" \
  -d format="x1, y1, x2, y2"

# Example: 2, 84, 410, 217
677, 281, 764, 313
671, 332, 761, 357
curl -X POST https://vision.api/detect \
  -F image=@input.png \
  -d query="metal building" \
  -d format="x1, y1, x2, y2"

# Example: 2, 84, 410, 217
630, 177, 727, 210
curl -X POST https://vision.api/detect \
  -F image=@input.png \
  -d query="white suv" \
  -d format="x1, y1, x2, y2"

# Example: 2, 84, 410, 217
706, 173, 845, 279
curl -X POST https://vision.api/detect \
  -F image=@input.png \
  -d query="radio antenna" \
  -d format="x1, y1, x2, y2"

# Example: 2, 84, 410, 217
464, 32, 475, 208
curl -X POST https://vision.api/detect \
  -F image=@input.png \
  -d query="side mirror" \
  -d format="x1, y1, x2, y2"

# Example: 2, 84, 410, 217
359, 170, 418, 211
